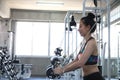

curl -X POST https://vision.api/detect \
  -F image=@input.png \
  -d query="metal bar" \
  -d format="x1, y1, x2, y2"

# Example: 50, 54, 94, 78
82, 0, 111, 79
106, 0, 111, 80
67, 10, 82, 14
85, 7, 105, 11
102, 42, 106, 76
101, 14, 105, 76
48, 22, 51, 56
82, 0, 87, 16
64, 22, 67, 56
117, 32, 120, 78
67, 14, 70, 56
76, 28, 78, 56
8, 19, 14, 60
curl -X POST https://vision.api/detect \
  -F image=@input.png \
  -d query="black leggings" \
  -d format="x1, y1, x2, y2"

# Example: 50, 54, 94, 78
83, 72, 105, 80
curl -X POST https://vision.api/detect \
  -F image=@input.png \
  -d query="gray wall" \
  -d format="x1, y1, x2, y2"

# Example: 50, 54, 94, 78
17, 57, 119, 77
17, 57, 51, 77
0, 0, 10, 18
10, 9, 82, 22
0, 19, 9, 47
104, 58, 118, 77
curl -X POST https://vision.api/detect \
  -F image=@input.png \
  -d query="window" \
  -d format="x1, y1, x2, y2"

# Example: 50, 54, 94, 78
103, 24, 120, 58
50, 23, 65, 56
15, 21, 82, 56
15, 22, 33, 56
32, 22, 49, 56
111, 5, 120, 22
15, 22, 49, 56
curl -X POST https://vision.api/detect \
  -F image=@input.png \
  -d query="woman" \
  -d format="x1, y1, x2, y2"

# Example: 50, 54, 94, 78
53, 12, 104, 80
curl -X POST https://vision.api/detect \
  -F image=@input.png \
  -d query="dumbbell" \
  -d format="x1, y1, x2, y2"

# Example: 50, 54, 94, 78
0, 51, 10, 60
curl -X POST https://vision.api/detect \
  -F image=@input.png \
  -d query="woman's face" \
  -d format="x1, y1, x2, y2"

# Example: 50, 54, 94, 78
78, 20, 90, 37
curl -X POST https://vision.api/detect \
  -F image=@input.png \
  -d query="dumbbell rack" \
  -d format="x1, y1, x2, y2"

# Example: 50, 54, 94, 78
0, 49, 18, 80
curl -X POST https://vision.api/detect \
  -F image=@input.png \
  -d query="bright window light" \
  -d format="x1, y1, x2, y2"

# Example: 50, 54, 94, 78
15, 22, 49, 56
15, 22, 81, 57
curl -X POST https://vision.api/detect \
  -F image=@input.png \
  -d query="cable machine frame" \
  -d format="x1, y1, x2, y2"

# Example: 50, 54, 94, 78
82, 0, 111, 80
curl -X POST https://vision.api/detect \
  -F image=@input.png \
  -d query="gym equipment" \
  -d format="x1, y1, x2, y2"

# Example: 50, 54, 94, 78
46, 57, 61, 79
54, 47, 63, 56
83, 0, 110, 79
15, 64, 32, 79
64, 10, 81, 80
46, 49, 74, 79
93, 0, 97, 7
50, 57, 61, 66
0, 47, 18, 80
46, 48, 63, 79
0, 46, 32, 80
117, 32, 120, 79
70, 15, 76, 27
46, 65, 61, 79
65, 15, 76, 31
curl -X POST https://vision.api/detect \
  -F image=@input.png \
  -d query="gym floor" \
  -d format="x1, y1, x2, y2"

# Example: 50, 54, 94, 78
26, 77, 118, 80
0, 77, 118, 80
22, 77, 118, 80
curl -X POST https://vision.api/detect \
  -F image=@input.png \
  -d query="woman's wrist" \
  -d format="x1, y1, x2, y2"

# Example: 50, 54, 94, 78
62, 67, 65, 74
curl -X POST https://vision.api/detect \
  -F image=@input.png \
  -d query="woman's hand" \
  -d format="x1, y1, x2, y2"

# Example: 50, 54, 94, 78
53, 67, 64, 75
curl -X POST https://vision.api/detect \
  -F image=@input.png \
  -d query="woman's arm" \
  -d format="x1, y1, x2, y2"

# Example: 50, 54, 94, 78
53, 55, 78, 74
53, 57, 80, 74
54, 39, 96, 74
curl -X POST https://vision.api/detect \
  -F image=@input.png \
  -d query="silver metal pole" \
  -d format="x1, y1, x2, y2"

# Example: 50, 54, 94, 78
102, 42, 106, 76
117, 32, 120, 78
101, 14, 105, 76
76, 27, 78, 56
85, 7, 105, 11
106, 0, 111, 79
82, 0, 87, 17
64, 12, 69, 56
8, 31, 14, 60
48, 22, 50, 56
98, 23, 101, 66
64, 22, 67, 56
64, 11, 70, 56
67, 13, 70, 56
8, 19, 14, 60
72, 31, 73, 53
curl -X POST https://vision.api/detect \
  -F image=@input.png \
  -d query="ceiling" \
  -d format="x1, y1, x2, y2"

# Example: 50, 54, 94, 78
6, 0, 84, 11
5, 0, 114, 11
0, 0, 117, 18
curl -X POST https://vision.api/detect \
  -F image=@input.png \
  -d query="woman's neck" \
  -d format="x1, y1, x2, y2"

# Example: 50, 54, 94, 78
84, 34, 91, 41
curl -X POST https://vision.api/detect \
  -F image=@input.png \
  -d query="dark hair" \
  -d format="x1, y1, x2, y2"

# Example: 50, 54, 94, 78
81, 12, 96, 33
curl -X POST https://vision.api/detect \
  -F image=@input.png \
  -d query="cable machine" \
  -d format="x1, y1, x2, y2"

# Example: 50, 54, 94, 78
64, 10, 82, 80
82, 0, 111, 80
64, 10, 82, 57
117, 32, 120, 79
